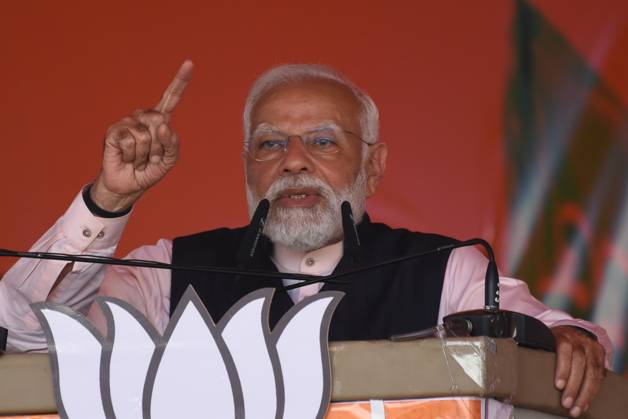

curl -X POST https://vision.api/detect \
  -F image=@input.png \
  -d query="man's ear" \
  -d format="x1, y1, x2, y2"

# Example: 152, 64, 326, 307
365, 143, 388, 197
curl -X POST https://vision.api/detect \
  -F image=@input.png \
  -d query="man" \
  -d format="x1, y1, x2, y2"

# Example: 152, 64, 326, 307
0, 61, 610, 418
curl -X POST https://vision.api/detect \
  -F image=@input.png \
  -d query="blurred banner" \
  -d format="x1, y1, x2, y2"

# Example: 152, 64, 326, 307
502, 0, 628, 374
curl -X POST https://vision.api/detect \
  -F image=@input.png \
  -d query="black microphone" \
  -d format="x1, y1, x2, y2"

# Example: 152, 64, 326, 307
340, 201, 360, 266
236, 198, 270, 267
0, 326, 6, 352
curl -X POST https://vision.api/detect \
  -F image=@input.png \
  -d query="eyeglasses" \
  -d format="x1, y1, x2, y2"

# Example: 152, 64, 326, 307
245, 125, 371, 162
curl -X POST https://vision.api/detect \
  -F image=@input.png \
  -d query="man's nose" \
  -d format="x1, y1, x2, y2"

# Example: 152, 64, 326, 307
280, 136, 315, 174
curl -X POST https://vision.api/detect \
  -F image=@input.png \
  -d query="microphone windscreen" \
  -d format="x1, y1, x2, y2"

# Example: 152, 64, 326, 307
237, 199, 270, 265
340, 201, 360, 251
252, 199, 270, 225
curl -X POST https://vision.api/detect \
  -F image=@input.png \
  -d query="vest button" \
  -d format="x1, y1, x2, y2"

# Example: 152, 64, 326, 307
305, 257, 315, 267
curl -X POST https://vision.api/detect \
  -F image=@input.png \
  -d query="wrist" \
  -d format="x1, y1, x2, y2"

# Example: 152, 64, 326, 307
84, 184, 134, 217
552, 325, 598, 342
568, 326, 598, 341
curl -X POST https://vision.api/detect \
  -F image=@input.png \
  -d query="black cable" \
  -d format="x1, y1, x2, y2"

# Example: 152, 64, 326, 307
0, 238, 497, 300
0, 248, 327, 283
282, 238, 494, 291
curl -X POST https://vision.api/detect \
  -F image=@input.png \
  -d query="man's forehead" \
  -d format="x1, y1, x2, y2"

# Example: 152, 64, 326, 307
252, 121, 343, 135
257, 77, 360, 107
249, 80, 362, 131
267, 77, 356, 96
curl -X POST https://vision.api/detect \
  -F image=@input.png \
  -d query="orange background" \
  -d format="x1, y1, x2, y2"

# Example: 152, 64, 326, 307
1, 0, 627, 275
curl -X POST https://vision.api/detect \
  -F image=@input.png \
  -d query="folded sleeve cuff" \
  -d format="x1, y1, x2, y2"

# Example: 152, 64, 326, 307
60, 188, 131, 254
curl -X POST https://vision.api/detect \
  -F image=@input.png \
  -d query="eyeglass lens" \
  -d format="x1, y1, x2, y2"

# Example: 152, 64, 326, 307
249, 129, 348, 161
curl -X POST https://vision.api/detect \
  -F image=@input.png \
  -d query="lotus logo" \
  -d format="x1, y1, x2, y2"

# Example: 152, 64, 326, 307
33, 287, 343, 419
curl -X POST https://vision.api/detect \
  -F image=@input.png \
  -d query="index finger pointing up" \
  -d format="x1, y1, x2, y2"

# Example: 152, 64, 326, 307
156, 59, 194, 115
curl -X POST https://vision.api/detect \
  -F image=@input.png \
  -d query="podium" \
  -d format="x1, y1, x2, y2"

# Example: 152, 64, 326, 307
1, 337, 626, 418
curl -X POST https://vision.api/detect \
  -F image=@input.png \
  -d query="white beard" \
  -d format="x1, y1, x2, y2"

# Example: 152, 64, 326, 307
246, 170, 367, 252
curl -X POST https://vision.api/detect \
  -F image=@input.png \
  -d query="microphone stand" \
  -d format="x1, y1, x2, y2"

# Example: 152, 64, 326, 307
283, 238, 556, 352
0, 326, 6, 353
439, 239, 555, 352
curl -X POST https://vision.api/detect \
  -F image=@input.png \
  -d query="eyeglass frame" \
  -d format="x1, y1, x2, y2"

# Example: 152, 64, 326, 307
243, 122, 373, 162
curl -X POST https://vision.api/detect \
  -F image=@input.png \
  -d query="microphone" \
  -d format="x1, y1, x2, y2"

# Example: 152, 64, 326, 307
236, 198, 270, 267
0, 326, 6, 352
340, 201, 360, 266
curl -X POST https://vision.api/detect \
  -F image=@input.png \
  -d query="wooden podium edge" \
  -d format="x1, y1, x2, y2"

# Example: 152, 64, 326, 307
0, 337, 626, 418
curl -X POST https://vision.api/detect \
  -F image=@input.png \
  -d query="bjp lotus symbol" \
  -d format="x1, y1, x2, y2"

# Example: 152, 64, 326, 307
33, 287, 343, 419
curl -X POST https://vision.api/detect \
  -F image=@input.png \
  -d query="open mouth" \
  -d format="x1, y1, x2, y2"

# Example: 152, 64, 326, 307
286, 193, 309, 200
275, 188, 321, 207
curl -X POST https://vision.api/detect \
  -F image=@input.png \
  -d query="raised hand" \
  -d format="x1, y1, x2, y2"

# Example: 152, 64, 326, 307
90, 60, 194, 212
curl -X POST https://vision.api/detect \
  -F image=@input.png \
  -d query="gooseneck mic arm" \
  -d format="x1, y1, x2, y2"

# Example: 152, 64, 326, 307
283, 237, 501, 312
0, 240, 499, 305
282, 230, 553, 351
0, 248, 325, 282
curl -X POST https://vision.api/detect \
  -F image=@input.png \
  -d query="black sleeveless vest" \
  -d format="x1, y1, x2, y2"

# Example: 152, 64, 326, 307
170, 215, 456, 341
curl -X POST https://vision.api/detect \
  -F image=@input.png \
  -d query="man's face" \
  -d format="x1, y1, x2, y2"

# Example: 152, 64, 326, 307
246, 79, 365, 205
244, 79, 386, 250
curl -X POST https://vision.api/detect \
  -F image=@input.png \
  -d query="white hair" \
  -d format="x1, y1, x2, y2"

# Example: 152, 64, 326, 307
243, 64, 379, 145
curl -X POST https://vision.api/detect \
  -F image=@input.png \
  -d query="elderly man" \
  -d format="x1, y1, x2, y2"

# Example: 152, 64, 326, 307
0, 61, 611, 417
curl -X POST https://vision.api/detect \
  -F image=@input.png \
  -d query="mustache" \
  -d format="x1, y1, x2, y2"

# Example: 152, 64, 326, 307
264, 174, 335, 203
